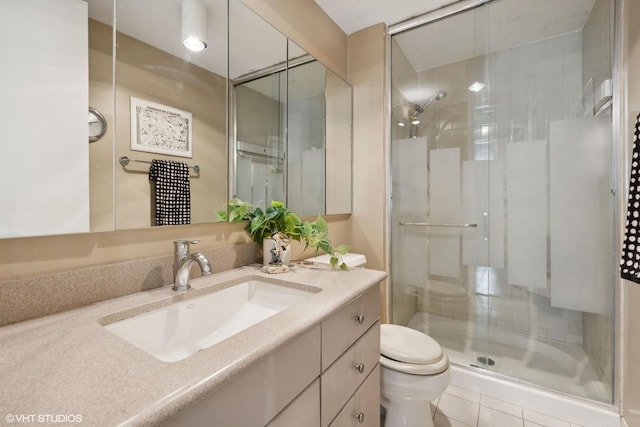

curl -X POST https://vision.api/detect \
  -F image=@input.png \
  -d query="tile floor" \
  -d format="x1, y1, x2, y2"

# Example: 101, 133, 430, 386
428, 384, 585, 427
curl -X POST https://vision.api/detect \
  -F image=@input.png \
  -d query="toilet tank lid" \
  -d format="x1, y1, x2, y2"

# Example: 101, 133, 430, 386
308, 253, 367, 267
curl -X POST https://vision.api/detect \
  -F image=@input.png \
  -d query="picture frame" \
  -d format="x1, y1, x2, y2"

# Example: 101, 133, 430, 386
130, 97, 193, 158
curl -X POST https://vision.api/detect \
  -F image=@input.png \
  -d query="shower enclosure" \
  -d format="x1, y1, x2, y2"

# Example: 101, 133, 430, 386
390, 0, 615, 403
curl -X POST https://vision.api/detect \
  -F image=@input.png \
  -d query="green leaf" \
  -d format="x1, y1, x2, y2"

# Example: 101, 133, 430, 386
215, 210, 228, 221
319, 240, 332, 254
264, 209, 279, 221
335, 244, 351, 255
340, 262, 349, 271
218, 199, 348, 272
314, 215, 328, 232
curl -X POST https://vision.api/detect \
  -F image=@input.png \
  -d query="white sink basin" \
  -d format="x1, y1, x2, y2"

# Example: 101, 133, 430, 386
102, 279, 317, 362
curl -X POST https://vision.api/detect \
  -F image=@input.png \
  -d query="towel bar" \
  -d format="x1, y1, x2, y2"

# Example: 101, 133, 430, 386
119, 156, 200, 174
399, 222, 477, 228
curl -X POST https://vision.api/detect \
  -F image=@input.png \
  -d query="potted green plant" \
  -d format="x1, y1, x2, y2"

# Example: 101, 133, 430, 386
218, 199, 350, 271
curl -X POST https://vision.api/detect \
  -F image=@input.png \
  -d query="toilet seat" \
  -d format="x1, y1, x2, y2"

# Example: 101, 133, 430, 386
380, 324, 449, 375
380, 353, 449, 375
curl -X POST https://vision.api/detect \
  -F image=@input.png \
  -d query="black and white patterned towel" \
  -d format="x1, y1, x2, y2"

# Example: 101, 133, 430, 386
621, 113, 640, 283
149, 159, 191, 226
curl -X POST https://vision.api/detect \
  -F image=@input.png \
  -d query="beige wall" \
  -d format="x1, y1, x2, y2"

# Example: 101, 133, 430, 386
622, 0, 640, 424
0, 215, 352, 282
348, 24, 389, 322
241, 0, 347, 81
88, 21, 115, 233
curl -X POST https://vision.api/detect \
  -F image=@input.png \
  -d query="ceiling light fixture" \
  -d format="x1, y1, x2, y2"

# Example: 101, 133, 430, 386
182, 0, 208, 52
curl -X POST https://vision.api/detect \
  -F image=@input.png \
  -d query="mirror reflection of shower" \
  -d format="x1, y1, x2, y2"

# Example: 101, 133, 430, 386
409, 89, 447, 138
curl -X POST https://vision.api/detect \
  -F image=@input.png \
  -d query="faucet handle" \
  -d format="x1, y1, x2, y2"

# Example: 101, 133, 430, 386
174, 239, 200, 254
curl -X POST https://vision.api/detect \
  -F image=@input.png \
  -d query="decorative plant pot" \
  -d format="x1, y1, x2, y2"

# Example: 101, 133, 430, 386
262, 237, 291, 267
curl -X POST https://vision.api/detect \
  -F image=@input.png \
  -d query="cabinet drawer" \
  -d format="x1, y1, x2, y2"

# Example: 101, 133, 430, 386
321, 323, 380, 427
322, 286, 380, 370
161, 325, 321, 427
267, 379, 320, 427
329, 365, 380, 427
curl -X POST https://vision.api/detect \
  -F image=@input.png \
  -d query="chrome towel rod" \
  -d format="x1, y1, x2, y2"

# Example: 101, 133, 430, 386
119, 156, 200, 174
399, 221, 478, 228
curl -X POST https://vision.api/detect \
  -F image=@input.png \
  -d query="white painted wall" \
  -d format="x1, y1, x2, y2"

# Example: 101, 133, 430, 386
0, 0, 89, 237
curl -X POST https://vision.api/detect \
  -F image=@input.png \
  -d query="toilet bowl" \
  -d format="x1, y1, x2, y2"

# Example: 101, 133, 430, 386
380, 324, 450, 427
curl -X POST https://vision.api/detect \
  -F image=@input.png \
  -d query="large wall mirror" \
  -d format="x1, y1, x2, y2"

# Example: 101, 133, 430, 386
105, 0, 229, 231
0, 0, 351, 240
230, 1, 352, 217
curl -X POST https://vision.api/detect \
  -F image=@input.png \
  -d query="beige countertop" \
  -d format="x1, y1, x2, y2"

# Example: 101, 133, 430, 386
0, 264, 386, 426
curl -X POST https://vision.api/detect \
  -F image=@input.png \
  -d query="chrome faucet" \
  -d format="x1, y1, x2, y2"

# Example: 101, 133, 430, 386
173, 240, 212, 291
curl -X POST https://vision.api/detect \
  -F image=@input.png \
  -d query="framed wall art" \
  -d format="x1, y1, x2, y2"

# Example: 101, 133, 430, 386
130, 97, 193, 158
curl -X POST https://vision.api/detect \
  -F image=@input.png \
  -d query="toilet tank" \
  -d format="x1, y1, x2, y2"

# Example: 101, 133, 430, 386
308, 253, 367, 268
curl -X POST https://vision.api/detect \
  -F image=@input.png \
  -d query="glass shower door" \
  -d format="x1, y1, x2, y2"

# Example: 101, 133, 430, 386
390, 0, 615, 403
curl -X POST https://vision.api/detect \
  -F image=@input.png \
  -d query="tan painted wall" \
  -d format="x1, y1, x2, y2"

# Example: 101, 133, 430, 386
348, 24, 389, 322
0, 214, 351, 282
240, 0, 348, 81
622, 0, 640, 423
88, 20, 115, 233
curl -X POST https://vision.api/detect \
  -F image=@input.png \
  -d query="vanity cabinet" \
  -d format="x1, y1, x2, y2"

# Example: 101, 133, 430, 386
329, 367, 380, 427
321, 287, 380, 426
161, 324, 322, 427
267, 379, 321, 427
161, 285, 380, 427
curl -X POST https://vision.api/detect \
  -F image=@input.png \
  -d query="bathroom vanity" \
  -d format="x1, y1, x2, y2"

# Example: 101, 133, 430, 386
0, 264, 385, 426
163, 281, 380, 427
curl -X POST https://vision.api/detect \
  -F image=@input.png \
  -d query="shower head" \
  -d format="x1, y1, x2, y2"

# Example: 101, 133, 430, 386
412, 89, 447, 118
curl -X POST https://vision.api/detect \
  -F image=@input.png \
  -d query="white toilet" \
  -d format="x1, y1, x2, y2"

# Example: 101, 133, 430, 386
380, 324, 451, 427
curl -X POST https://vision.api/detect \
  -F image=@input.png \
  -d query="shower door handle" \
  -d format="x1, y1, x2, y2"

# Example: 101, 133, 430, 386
399, 221, 478, 228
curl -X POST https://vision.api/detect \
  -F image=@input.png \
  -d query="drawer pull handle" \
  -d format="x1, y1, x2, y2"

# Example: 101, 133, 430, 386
355, 314, 365, 324
356, 412, 365, 423
355, 363, 365, 373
